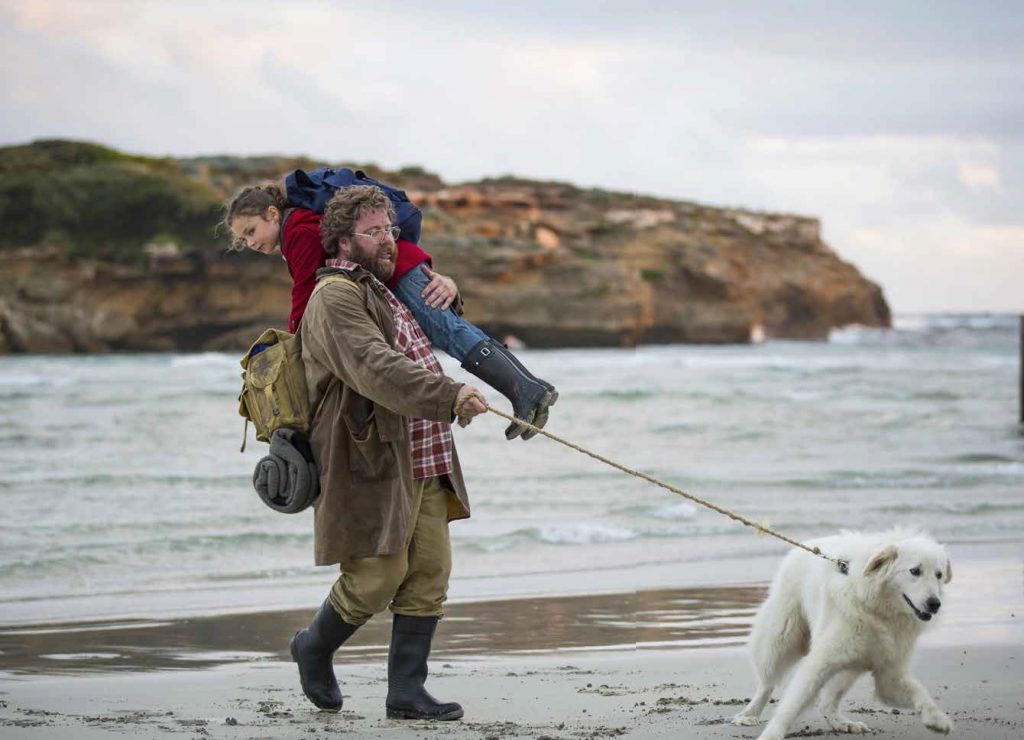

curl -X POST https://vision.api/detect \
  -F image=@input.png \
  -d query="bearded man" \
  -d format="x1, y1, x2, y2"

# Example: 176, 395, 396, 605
292, 185, 487, 720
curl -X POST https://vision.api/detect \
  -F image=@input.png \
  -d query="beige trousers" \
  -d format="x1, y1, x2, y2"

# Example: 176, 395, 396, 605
329, 475, 452, 625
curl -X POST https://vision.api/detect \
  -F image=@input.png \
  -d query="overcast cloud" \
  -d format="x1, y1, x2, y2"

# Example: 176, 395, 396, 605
1, 0, 1021, 312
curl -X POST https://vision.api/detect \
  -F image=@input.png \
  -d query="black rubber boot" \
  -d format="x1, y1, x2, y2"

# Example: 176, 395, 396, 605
289, 600, 359, 712
385, 615, 463, 721
491, 343, 558, 440
460, 339, 558, 440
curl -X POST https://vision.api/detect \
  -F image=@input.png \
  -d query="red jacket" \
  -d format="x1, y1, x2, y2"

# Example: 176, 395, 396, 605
281, 209, 431, 332
388, 239, 431, 292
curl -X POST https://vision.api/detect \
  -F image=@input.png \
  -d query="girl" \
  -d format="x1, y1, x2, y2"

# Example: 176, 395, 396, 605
223, 183, 556, 440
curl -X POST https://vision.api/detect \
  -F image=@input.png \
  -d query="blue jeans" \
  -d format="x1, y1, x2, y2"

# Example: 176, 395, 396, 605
392, 261, 488, 362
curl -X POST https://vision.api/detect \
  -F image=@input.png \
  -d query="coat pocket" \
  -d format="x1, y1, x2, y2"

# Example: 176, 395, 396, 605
342, 396, 398, 481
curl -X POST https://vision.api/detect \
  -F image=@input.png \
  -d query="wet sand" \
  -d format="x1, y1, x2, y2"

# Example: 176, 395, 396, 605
1, 545, 1022, 739
0, 585, 765, 677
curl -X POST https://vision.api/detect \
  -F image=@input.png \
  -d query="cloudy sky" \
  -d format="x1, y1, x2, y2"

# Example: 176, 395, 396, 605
2, 0, 1021, 313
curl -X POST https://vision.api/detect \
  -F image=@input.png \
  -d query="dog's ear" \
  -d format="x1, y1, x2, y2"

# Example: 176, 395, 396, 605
863, 544, 898, 577
944, 558, 953, 584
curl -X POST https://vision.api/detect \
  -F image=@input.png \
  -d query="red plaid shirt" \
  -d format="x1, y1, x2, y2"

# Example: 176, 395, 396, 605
326, 259, 453, 480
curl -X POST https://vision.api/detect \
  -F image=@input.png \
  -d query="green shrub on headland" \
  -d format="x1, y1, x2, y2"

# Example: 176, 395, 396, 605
0, 139, 172, 172
0, 140, 448, 264
0, 140, 221, 263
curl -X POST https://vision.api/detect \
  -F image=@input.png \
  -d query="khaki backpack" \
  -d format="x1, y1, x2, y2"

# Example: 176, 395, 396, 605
237, 276, 347, 451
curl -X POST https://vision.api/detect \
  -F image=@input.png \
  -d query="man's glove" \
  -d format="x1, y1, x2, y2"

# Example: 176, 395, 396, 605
453, 385, 487, 427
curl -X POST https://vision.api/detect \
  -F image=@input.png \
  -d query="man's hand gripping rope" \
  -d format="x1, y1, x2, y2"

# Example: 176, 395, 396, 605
453, 386, 488, 428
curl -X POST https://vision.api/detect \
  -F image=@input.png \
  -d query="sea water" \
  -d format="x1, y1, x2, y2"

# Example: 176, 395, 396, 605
0, 315, 1020, 625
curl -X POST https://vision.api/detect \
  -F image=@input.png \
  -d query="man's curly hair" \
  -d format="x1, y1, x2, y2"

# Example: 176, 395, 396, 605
320, 185, 396, 256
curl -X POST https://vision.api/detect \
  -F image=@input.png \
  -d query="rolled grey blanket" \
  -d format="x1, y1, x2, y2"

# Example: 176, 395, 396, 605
252, 428, 320, 514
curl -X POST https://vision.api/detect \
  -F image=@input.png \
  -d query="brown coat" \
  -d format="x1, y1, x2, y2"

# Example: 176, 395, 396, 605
299, 266, 471, 566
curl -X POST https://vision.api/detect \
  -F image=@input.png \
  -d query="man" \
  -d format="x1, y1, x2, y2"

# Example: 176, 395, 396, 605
292, 184, 488, 721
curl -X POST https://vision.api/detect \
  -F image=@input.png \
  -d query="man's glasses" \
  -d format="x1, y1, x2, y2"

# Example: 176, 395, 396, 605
352, 226, 400, 243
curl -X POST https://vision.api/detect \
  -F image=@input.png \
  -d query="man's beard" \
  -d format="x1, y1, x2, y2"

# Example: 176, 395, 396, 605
350, 242, 396, 282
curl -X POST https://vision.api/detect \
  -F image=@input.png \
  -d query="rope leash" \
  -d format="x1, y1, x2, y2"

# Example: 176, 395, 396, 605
484, 404, 849, 575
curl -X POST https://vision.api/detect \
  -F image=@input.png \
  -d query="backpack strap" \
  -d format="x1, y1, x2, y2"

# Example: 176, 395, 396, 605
310, 274, 352, 299
306, 274, 357, 428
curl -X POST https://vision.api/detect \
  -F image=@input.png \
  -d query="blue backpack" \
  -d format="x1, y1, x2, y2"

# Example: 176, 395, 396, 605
284, 167, 422, 244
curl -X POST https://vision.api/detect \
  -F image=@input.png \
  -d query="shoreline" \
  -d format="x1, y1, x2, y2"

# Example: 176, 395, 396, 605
2, 537, 1018, 629
1, 540, 1019, 673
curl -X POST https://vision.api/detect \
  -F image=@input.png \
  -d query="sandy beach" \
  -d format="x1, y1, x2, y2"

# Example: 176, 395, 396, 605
2, 542, 1021, 739
3, 642, 1022, 740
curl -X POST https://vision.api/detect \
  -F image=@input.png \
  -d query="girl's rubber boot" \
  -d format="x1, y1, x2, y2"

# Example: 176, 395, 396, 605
460, 339, 557, 440
491, 342, 558, 439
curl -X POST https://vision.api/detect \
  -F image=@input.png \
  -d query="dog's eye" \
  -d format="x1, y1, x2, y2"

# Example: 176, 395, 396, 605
935, 571, 942, 579
909, 567, 922, 576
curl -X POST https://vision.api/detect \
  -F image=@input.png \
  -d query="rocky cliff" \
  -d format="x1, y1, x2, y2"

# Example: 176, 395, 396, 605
0, 142, 889, 354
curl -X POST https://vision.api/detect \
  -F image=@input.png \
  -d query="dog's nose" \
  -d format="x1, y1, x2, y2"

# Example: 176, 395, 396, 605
926, 597, 941, 614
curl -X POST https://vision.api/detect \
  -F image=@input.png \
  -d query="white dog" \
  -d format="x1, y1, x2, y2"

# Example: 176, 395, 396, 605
732, 529, 953, 739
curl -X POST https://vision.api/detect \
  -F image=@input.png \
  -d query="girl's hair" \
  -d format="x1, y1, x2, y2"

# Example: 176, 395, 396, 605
319, 185, 395, 256
218, 183, 289, 251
